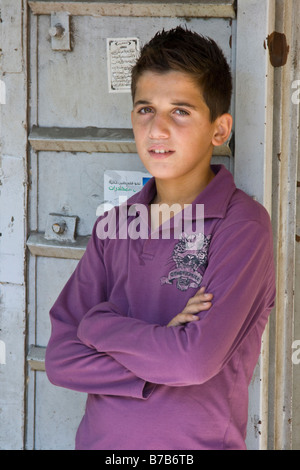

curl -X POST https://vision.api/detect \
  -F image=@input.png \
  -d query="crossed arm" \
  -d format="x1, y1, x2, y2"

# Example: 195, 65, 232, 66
45, 282, 211, 397
45, 217, 213, 397
46, 214, 274, 395
167, 286, 212, 327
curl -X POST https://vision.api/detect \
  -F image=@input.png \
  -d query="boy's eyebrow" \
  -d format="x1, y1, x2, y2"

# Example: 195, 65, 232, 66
171, 102, 197, 110
133, 100, 197, 110
133, 100, 152, 108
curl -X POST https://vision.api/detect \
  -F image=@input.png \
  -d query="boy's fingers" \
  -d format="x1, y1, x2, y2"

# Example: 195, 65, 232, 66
168, 288, 213, 327
183, 300, 212, 315
177, 313, 199, 324
167, 313, 199, 327
187, 292, 213, 306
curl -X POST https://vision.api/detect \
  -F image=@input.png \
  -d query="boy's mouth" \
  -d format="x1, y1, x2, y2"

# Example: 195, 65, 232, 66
148, 146, 175, 157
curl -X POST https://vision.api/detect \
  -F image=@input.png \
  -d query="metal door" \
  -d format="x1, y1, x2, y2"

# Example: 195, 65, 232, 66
1, 0, 282, 450
2, 0, 300, 452
25, 1, 236, 449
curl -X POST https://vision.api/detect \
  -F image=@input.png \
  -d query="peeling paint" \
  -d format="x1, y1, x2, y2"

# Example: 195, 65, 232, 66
0, 339, 6, 364
0, 79, 6, 104
253, 415, 262, 438
267, 31, 289, 67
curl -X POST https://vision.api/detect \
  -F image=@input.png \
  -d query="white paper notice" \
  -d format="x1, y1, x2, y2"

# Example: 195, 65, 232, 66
102, 170, 151, 210
107, 38, 140, 93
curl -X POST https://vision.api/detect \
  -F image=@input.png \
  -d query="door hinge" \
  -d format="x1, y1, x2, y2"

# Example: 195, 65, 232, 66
44, 213, 78, 242
49, 12, 71, 51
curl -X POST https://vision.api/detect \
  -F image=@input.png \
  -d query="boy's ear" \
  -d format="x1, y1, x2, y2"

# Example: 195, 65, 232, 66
212, 113, 233, 147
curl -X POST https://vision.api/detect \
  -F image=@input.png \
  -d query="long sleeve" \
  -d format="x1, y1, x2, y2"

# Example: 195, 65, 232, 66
45, 221, 152, 399
77, 219, 275, 387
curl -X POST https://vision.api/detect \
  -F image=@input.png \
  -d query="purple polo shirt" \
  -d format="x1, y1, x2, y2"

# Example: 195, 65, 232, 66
45, 165, 275, 450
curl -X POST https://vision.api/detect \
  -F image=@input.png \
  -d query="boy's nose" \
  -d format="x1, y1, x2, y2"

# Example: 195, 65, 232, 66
149, 114, 170, 140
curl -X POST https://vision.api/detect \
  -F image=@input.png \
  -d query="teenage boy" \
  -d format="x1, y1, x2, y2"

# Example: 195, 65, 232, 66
45, 27, 276, 450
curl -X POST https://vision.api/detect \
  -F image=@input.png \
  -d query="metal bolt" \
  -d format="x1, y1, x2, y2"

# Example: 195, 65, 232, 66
49, 24, 65, 39
52, 222, 66, 235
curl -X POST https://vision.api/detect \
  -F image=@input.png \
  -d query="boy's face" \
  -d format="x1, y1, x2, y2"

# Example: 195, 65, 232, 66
131, 70, 222, 184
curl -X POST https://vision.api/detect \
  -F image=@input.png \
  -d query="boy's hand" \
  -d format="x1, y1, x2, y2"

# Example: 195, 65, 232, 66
167, 287, 213, 327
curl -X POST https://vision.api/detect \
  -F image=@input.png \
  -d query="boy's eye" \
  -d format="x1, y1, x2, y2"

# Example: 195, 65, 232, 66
136, 107, 190, 116
174, 109, 189, 116
138, 107, 153, 114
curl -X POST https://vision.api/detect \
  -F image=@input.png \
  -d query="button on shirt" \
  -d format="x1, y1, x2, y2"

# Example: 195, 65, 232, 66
45, 165, 276, 450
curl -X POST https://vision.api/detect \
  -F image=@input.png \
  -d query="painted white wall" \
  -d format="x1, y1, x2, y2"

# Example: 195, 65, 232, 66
0, 0, 28, 450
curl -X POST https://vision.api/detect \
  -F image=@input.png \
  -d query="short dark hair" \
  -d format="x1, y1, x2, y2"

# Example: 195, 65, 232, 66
131, 26, 232, 122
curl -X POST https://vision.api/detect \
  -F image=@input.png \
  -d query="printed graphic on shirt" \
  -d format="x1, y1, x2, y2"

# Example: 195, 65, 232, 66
161, 232, 212, 291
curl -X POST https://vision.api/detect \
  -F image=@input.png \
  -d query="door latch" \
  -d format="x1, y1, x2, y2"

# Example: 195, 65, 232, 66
44, 213, 78, 242
49, 12, 71, 51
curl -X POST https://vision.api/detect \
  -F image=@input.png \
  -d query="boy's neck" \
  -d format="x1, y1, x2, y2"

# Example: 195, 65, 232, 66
152, 166, 215, 207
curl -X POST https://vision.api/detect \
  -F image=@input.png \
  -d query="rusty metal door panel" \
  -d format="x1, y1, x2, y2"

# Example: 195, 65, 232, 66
37, 151, 147, 236
3, 0, 292, 451
35, 257, 79, 344
26, 3, 235, 449
34, 257, 85, 450
293, 173, 300, 449
34, 373, 85, 450
36, 14, 233, 128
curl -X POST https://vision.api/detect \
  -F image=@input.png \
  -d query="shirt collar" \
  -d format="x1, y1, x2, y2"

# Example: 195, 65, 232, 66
128, 164, 236, 220
193, 165, 236, 218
